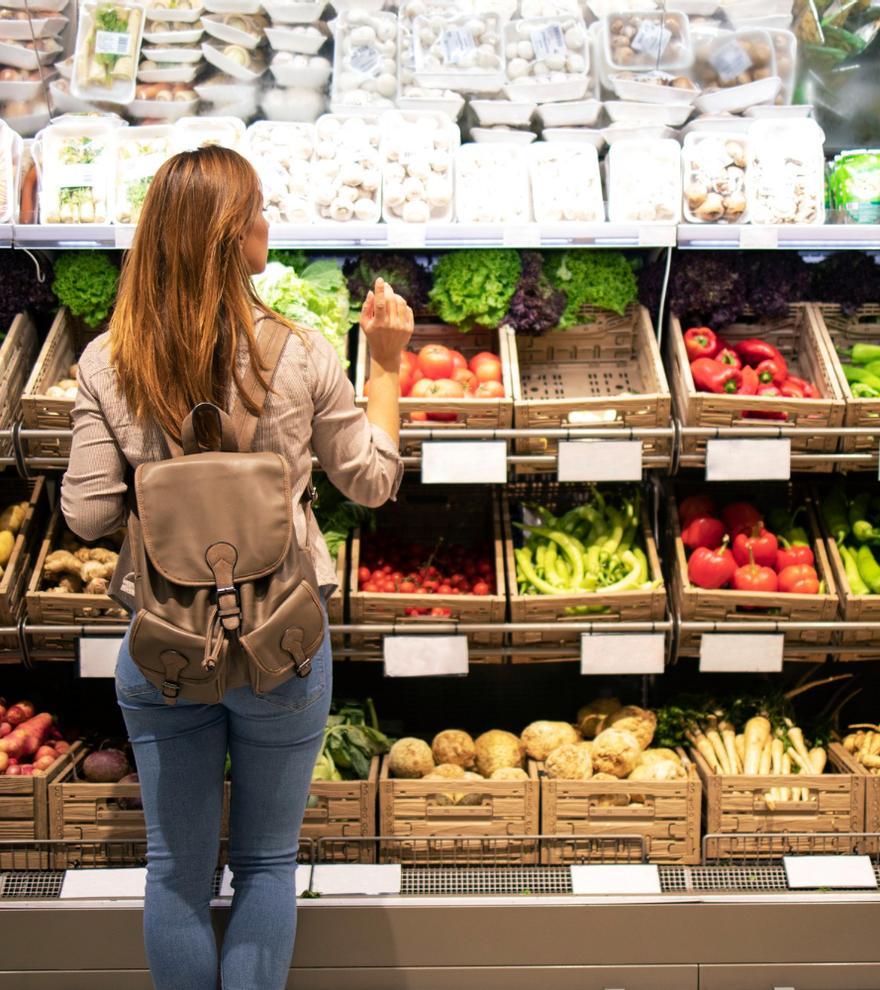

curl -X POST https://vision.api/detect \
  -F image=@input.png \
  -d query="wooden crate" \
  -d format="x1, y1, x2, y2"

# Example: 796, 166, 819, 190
539, 757, 701, 865
504, 481, 666, 653
379, 756, 540, 864
326, 538, 347, 651
301, 756, 379, 863
508, 305, 672, 473
21, 308, 105, 459
0, 313, 39, 461
50, 745, 230, 868
354, 321, 513, 455
0, 475, 49, 626
809, 303, 880, 471
0, 741, 83, 870
669, 305, 845, 473
693, 747, 863, 858
348, 485, 507, 652
670, 490, 839, 657
829, 742, 879, 852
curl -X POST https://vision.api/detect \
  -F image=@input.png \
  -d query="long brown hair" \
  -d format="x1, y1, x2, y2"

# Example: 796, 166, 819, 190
110, 145, 293, 442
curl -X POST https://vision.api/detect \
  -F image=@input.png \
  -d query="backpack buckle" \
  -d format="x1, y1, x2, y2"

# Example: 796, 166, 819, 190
162, 680, 181, 699
215, 584, 241, 631
295, 656, 312, 678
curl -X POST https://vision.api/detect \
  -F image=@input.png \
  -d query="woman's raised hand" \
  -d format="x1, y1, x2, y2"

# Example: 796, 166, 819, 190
360, 277, 414, 371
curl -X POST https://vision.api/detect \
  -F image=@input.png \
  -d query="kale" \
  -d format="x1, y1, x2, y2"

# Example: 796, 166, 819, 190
0, 251, 56, 337
743, 252, 814, 320
812, 252, 880, 315
344, 253, 431, 313
502, 251, 567, 336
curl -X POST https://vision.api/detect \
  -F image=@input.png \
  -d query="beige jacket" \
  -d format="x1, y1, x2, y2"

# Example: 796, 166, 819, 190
60, 322, 402, 590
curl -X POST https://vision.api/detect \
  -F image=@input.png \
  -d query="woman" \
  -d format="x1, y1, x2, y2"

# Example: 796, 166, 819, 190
60, 146, 412, 990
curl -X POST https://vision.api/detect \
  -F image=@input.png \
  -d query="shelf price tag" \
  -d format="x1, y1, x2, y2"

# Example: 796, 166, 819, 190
783, 855, 877, 890
219, 865, 311, 898
638, 225, 676, 248
558, 440, 643, 482
502, 225, 541, 248
740, 226, 779, 250
705, 439, 791, 481
311, 864, 402, 896
699, 633, 784, 673
386, 223, 427, 249
581, 633, 665, 675
421, 440, 506, 484
60, 868, 146, 899
570, 864, 661, 896
383, 635, 469, 677
78, 635, 125, 678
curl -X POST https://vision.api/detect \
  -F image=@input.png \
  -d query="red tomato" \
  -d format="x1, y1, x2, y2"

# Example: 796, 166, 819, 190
472, 580, 490, 595
437, 583, 453, 595
358, 566, 371, 584
363, 582, 380, 593
469, 351, 499, 373
417, 344, 454, 381
474, 380, 505, 398
4, 765, 21, 776
411, 368, 424, 386
401, 351, 418, 373
452, 368, 477, 392
448, 349, 468, 372
399, 580, 417, 593
413, 586, 428, 595
472, 357, 503, 383
410, 377, 466, 399
430, 607, 453, 617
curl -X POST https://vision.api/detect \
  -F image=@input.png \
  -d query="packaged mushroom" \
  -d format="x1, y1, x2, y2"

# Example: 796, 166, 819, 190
397, 0, 468, 115
114, 124, 174, 223
682, 132, 747, 224
331, 10, 398, 113
503, 15, 590, 103
37, 118, 117, 224
312, 114, 382, 223
528, 142, 604, 222
746, 118, 825, 225
609, 69, 698, 105
607, 137, 681, 223
246, 120, 314, 224
172, 114, 245, 150
146, 0, 204, 22
71, 0, 145, 104
602, 10, 692, 73
454, 142, 530, 224
380, 110, 457, 223
411, 8, 505, 94
693, 28, 780, 114
768, 27, 796, 105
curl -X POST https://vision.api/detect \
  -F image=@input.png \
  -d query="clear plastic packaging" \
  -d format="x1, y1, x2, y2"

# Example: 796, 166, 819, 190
542, 126, 606, 152
607, 137, 681, 223
681, 131, 748, 224
604, 99, 691, 126
0, 39, 63, 70
601, 122, 677, 144
49, 77, 106, 114
142, 44, 203, 61
503, 15, 590, 104
471, 125, 536, 143
194, 71, 253, 102
529, 141, 603, 222
602, 10, 692, 73
246, 120, 315, 223
37, 118, 116, 223
271, 51, 331, 86
469, 98, 535, 126
172, 113, 245, 150
0, 68, 46, 102
260, 85, 326, 120
71, 0, 145, 105
454, 142, 530, 223
263, 0, 325, 23
202, 40, 266, 80
312, 113, 382, 222
521, 0, 581, 16
396, 88, 465, 119
767, 27, 796, 105
129, 87, 198, 117
204, 0, 261, 13
113, 124, 174, 222
0, 14, 67, 41
138, 60, 201, 82
331, 10, 397, 113
146, 0, 203, 21
410, 9, 505, 94
693, 28, 779, 114
0, 119, 22, 223
265, 24, 327, 54
202, 12, 266, 48
535, 97, 601, 127
609, 69, 698, 105
142, 23, 205, 44
0, 0, 68, 11
1, 99, 50, 137
746, 118, 825, 225
377, 110, 456, 223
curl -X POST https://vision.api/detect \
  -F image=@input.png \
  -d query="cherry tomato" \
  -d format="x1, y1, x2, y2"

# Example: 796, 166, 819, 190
472, 580, 490, 595
417, 344, 454, 381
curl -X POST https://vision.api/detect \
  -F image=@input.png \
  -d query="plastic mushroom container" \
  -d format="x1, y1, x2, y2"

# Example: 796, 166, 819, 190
454, 142, 531, 223
528, 142, 604, 222
380, 109, 458, 223
681, 131, 748, 224
331, 9, 398, 114
502, 15, 590, 104
607, 136, 681, 223
311, 113, 383, 223
745, 118, 825, 225
246, 120, 315, 224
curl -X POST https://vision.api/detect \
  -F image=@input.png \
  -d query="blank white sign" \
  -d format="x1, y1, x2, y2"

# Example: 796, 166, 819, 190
79, 636, 125, 678
558, 440, 643, 482
383, 635, 469, 677
705, 439, 791, 481
219, 865, 311, 898
699, 633, 784, 673
740, 226, 779, 250
784, 855, 877, 890
386, 224, 426, 248
311, 864, 402, 896
421, 441, 507, 484
581, 633, 665, 675
570, 864, 662, 896
60, 868, 146, 899
502, 225, 541, 248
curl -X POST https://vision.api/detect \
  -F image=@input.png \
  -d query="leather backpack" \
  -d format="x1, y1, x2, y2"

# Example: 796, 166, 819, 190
125, 320, 325, 705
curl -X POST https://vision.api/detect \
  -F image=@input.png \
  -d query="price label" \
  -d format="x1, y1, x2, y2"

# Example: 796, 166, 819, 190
631, 19, 671, 58
60, 868, 146, 899
705, 439, 791, 481
530, 23, 566, 61
699, 633, 784, 673
56, 163, 96, 190
709, 40, 752, 83
219, 865, 311, 898
387, 223, 427, 248
570, 864, 661, 896
114, 225, 135, 248
421, 441, 507, 484
383, 635, 469, 677
440, 26, 476, 65
502, 224, 541, 248
581, 633, 665, 675
78, 635, 125, 678
637, 225, 676, 247
558, 440, 643, 482
740, 226, 779, 250
311, 864, 402, 896
95, 29, 132, 56
783, 855, 877, 890
350, 44, 381, 76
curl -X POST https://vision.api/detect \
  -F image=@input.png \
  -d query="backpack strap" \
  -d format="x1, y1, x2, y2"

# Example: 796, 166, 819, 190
230, 317, 291, 453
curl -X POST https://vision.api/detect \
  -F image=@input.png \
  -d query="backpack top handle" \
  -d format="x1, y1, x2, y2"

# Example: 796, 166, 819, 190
181, 403, 240, 455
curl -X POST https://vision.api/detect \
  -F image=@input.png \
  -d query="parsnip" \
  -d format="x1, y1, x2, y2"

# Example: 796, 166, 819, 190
735, 733, 745, 765
780, 752, 792, 802
758, 738, 772, 776
859, 731, 874, 764
809, 746, 827, 774
744, 716, 771, 775
705, 717, 732, 774
688, 727, 720, 772
766, 738, 784, 806
720, 721, 741, 774
786, 722, 816, 773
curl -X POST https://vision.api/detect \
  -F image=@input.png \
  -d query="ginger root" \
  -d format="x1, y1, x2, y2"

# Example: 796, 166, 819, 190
80, 559, 116, 583
84, 577, 109, 595
0, 501, 28, 534
43, 550, 83, 579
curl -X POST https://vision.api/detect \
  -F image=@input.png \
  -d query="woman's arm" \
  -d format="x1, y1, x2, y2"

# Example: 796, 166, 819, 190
363, 278, 413, 446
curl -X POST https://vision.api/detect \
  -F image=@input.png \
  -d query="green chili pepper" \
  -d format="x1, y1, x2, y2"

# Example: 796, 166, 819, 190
596, 551, 642, 594
850, 382, 880, 398
851, 343, 880, 366
821, 487, 851, 545
840, 544, 870, 595
844, 364, 880, 392
515, 548, 562, 596
856, 545, 880, 595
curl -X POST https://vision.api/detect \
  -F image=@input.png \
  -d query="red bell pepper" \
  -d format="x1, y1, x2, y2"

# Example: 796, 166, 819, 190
732, 548, 778, 593
744, 383, 789, 421
777, 542, 815, 570
778, 563, 820, 595
733, 524, 779, 568
779, 379, 805, 398
682, 516, 726, 552
715, 347, 742, 369
687, 540, 737, 590
734, 338, 786, 369
684, 326, 719, 362
722, 502, 763, 538
678, 495, 717, 526
690, 358, 741, 394
755, 356, 789, 386
784, 375, 818, 399
737, 366, 759, 396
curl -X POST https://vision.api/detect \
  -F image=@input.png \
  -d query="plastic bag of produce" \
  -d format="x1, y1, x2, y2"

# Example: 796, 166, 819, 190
828, 150, 880, 224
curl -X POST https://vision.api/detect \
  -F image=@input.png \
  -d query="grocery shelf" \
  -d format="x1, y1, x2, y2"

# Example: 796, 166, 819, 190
677, 223, 880, 251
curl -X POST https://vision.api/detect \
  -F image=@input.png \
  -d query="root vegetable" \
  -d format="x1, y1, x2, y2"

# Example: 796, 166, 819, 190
720, 722, 741, 774
688, 727, 720, 772
388, 738, 434, 778
735, 733, 745, 765
520, 721, 580, 761
743, 716, 771, 774
490, 767, 529, 781
786, 721, 817, 773
544, 742, 593, 781
592, 728, 641, 779
809, 746, 827, 774
426, 763, 466, 779
637, 748, 681, 768
5, 700, 34, 726
576, 698, 621, 738
431, 729, 476, 769
758, 738, 773, 776
603, 706, 656, 750
82, 749, 130, 783
0, 712, 53, 759
704, 717, 732, 774
475, 730, 524, 778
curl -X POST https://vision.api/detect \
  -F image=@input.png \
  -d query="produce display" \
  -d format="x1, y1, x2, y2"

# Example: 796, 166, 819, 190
41, 526, 121, 596
820, 487, 880, 597
312, 698, 391, 783
331, 10, 397, 113
837, 340, 880, 401
0, 497, 28, 575
312, 477, 374, 564
682, 133, 747, 225
311, 114, 382, 224
0, 698, 74, 776
113, 125, 173, 223
38, 119, 116, 224
842, 727, 880, 775
51, 251, 119, 329
44, 369, 79, 402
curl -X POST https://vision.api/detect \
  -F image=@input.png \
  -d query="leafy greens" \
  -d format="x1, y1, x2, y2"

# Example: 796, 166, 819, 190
428, 249, 521, 329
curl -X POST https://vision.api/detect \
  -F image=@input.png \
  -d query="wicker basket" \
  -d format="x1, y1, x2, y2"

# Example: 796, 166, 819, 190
670, 488, 839, 659
539, 756, 701, 865
809, 303, 880, 472
693, 747, 863, 858
301, 756, 379, 863
829, 742, 878, 853
348, 484, 507, 653
508, 304, 672, 474
669, 305, 845, 473
378, 756, 540, 864
0, 475, 49, 627
353, 321, 513, 456
0, 313, 39, 461
504, 481, 666, 654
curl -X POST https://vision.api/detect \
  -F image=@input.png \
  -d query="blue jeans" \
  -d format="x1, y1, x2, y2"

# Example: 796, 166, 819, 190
115, 607, 332, 990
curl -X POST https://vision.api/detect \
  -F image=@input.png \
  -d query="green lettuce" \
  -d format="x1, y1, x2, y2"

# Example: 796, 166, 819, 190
428, 249, 521, 329
546, 251, 638, 328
